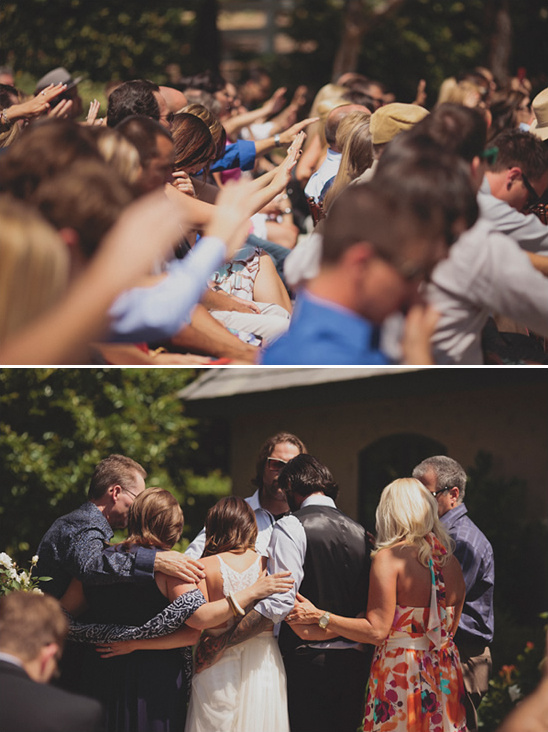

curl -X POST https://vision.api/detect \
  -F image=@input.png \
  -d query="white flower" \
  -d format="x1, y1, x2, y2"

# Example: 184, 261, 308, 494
508, 684, 522, 702
31, 587, 43, 594
0, 552, 13, 569
31, 555, 39, 565
18, 570, 29, 585
8, 567, 18, 580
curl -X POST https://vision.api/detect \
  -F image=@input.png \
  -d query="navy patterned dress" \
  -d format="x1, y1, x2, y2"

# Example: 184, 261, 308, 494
71, 546, 205, 732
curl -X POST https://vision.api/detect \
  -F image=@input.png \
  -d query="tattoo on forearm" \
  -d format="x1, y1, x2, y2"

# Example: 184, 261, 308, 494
227, 609, 272, 648
194, 609, 273, 673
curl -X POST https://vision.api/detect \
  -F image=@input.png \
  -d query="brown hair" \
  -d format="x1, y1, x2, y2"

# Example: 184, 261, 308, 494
171, 112, 216, 173
124, 487, 184, 550
0, 591, 68, 662
88, 454, 147, 500
0, 119, 100, 201
252, 432, 307, 491
32, 158, 134, 260
203, 496, 258, 557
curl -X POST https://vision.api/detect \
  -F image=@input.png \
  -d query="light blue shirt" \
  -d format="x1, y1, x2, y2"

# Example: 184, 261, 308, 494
108, 236, 227, 343
262, 290, 389, 366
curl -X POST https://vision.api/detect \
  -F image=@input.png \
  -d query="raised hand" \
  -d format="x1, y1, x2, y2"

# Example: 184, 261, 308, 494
2, 83, 67, 123
205, 178, 263, 259
85, 99, 102, 125
262, 87, 287, 117
278, 117, 319, 146
48, 98, 73, 119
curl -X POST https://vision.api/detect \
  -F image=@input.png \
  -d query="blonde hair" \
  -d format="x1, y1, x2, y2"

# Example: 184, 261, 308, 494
91, 126, 141, 186
323, 111, 372, 211
437, 78, 482, 109
373, 478, 453, 566
304, 84, 346, 151
0, 195, 69, 344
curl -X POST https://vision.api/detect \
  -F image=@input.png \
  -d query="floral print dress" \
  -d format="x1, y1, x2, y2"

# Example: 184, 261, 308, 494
363, 534, 467, 732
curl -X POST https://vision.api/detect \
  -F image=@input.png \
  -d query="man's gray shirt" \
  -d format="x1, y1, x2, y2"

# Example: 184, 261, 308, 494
478, 176, 548, 254
426, 215, 548, 364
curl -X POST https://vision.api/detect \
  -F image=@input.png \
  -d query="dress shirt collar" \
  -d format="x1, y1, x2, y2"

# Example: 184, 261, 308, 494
301, 493, 337, 509
246, 489, 262, 512
440, 502, 468, 530
0, 651, 25, 669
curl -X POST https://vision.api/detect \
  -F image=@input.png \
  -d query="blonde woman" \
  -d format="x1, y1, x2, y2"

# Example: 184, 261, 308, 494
0, 195, 69, 346
287, 478, 467, 732
322, 110, 373, 212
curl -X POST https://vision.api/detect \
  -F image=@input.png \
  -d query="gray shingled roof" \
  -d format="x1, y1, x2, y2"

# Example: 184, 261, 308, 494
180, 367, 420, 401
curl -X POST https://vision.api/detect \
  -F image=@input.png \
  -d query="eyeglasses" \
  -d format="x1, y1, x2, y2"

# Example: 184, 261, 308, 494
431, 486, 451, 498
122, 487, 139, 499
381, 253, 437, 282
521, 172, 542, 209
480, 146, 498, 166
266, 457, 288, 470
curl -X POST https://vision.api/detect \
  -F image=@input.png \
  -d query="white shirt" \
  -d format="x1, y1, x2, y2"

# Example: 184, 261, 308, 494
184, 489, 276, 559
254, 494, 337, 624
304, 148, 341, 203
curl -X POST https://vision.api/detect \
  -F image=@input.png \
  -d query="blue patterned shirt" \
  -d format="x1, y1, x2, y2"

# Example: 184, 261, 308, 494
441, 502, 494, 644
36, 501, 156, 599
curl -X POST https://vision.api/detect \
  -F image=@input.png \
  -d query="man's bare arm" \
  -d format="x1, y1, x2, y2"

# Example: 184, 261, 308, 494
194, 609, 272, 673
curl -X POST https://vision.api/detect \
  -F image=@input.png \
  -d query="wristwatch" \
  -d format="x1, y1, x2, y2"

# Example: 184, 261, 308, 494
318, 611, 331, 630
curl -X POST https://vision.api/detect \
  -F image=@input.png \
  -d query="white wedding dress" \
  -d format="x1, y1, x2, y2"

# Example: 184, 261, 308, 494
184, 554, 290, 732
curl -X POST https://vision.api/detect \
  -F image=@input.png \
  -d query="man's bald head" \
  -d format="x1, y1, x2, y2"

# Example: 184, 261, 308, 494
325, 104, 370, 150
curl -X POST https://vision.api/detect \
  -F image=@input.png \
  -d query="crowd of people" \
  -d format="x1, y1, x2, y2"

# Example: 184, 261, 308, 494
0, 434, 511, 732
1, 61, 548, 365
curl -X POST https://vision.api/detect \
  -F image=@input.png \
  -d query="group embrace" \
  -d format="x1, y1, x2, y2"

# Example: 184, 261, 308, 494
1, 435, 495, 732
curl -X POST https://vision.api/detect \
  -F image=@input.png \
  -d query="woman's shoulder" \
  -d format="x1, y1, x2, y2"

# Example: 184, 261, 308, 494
374, 542, 414, 560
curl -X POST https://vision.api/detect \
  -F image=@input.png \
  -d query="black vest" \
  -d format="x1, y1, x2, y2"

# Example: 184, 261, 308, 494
279, 504, 370, 655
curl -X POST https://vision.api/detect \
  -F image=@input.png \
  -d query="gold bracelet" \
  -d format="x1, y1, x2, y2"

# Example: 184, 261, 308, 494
226, 592, 245, 617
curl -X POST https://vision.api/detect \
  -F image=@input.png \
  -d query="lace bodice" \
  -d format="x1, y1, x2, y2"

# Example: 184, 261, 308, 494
218, 554, 262, 594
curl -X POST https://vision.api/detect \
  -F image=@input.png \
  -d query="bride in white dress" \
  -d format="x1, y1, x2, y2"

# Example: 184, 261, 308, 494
185, 496, 290, 732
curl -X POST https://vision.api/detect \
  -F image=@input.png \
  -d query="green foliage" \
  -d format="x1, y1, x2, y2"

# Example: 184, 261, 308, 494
0, 1, 200, 82
0, 368, 230, 563
478, 615, 547, 731
279, 0, 487, 101
466, 451, 547, 633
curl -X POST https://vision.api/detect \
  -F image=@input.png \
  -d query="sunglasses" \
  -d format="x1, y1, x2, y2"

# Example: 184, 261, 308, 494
266, 457, 288, 470
521, 172, 542, 209
431, 486, 451, 498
